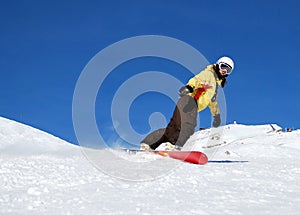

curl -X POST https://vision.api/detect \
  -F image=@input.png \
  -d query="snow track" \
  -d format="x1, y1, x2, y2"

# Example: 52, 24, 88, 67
0, 117, 299, 214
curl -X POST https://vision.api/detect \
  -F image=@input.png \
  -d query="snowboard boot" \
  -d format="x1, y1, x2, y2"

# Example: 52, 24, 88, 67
163, 142, 182, 151
140, 143, 151, 151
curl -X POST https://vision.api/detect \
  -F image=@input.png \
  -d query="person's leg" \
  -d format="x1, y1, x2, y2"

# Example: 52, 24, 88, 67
140, 95, 197, 150
140, 128, 166, 150
164, 95, 197, 147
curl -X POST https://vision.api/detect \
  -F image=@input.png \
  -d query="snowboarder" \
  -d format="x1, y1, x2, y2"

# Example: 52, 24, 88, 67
140, 56, 235, 151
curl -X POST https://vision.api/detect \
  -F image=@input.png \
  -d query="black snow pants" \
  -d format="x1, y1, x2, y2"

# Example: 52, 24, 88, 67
141, 95, 198, 150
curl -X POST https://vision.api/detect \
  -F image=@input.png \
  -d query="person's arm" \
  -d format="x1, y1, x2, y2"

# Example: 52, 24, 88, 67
208, 100, 221, 127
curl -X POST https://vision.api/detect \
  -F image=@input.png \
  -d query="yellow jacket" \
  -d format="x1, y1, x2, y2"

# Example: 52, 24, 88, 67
187, 64, 222, 116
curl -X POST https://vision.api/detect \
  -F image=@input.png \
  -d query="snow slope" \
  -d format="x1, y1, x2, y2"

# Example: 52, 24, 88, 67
0, 117, 299, 214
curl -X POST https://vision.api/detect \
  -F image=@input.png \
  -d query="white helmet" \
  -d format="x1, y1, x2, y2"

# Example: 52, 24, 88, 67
217, 56, 234, 74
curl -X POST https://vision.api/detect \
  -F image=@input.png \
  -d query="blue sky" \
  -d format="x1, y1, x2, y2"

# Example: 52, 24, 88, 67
1, 0, 299, 146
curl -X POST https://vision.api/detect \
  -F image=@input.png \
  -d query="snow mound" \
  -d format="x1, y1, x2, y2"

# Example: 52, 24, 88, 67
0, 117, 299, 214
0, 116, 79, 156
185, 123, 300, 160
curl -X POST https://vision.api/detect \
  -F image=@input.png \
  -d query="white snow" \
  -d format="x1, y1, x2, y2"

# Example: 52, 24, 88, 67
0, 116, 299, 214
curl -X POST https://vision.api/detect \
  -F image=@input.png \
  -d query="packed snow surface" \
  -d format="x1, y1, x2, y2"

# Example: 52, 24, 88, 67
0, 117, 299, 214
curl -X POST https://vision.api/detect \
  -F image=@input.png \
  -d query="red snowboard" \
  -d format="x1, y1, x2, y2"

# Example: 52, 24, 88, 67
154, 151, 208, 165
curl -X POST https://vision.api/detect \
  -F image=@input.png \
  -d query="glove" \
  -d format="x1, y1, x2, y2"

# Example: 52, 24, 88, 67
179, 85, 193, 97
213, 114, 221, 127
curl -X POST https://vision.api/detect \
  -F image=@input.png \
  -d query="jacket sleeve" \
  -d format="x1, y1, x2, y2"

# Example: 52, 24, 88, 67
187, 69, 208, 90
208, 99, 220, 116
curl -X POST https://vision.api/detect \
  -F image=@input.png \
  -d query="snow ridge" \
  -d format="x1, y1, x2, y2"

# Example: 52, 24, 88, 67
0, 116, 299, 214
0, 116, 78, 156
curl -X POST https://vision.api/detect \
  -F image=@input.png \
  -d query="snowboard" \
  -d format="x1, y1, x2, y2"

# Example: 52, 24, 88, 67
122, 149, 208, 165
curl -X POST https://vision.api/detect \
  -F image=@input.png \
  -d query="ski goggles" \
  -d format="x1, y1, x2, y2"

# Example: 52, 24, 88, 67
219, 63, 233, 74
